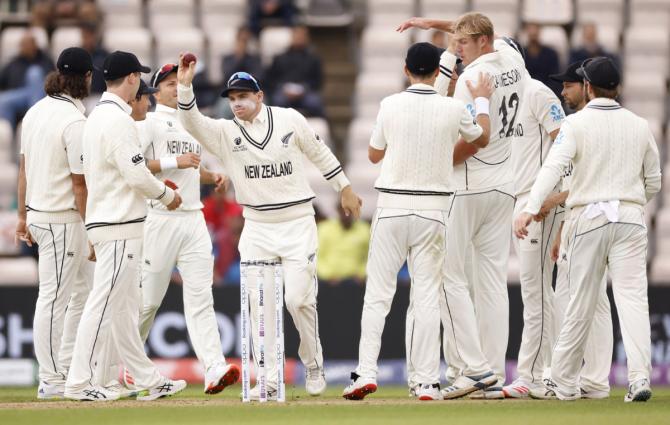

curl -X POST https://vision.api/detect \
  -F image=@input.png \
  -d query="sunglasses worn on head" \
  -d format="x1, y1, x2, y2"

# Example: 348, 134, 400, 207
228, 71, 260, 90
152, 63, 177, 87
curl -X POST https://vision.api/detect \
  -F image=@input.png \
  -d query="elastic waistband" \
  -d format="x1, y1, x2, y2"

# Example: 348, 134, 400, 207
376, 192, 451, 211
242, 201, 314, 223
148, 208, 202, 217
27, 209, 81, 225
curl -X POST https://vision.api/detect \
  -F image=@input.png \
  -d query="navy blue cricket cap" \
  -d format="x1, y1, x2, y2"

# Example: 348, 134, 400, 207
57, 47, 95, 75
136, 79, 158, 98
405, 42, 440, 75
103, 50, 151, 81
550, 60, 586, 83
576, 56, 620, 89
221, 71, 261, 97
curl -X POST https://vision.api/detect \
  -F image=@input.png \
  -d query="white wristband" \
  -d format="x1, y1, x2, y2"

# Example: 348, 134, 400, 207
159, 157, 179, 171
474, 97, 490, 116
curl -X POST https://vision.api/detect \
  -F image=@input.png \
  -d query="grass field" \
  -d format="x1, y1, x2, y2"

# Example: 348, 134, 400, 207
0, 385, 668, 425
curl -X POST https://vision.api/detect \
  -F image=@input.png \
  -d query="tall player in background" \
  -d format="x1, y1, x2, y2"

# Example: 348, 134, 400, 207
515, 57, 660, 402
177, 56, 362, 400
502, 76, 565, 398
533, 60, 613, 399
399, 13, 528, 398
15, 48, 94, 400
137, 63, 240, 394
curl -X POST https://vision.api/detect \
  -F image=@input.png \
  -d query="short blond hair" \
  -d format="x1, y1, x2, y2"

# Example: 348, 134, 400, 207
454, 12, 494, 42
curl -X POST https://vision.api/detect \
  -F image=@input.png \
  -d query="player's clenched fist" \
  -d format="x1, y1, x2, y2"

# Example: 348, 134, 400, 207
340, 185, 362, 219
177, 53, 196, 87
177, 152, 200, 169
166, 191, 183, 210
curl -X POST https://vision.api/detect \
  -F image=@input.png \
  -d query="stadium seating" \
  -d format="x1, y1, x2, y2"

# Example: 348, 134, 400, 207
259, 26, 293, 66
50, 26, 82, 59
155, 27, 205, 72
0, 26, 48, 65
98, 0, 144, 28
200, 0, 247, 33
103, 27, 153, 69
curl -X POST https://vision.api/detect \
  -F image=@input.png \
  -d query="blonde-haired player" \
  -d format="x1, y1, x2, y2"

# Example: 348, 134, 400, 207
399, 13, 528, 398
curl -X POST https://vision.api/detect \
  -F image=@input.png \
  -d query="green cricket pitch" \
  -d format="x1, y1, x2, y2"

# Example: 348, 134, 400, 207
0, 385, 668, 425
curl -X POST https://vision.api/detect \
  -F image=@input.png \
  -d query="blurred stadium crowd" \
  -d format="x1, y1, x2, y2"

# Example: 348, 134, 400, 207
0, 0, 668, 287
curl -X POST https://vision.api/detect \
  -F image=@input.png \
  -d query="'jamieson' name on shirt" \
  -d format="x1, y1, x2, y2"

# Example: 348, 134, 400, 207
493, 68, 523, 88
244, 161, 293, 179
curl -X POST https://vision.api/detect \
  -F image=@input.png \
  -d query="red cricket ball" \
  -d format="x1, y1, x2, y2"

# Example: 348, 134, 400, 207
164, 179, 178, 190
183, 52, 197, 66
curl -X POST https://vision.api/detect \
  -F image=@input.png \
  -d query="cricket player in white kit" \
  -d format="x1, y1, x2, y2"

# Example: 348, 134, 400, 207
65, 51, 186, 401
533, 61, 614, 399
502, 78, 565, 398
514, 57, 661, 403
342, 43, 492, 401
399, 13, 528, 398
176, 56, 362, 400
137, 63, 239, 394
16, 48, 94, 400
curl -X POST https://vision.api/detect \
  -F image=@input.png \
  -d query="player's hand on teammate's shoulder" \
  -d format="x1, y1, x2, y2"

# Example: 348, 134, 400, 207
340, 185, 362, 220
213, 173, 230, 194
14, 218, 33, 247
167, 191, 183, 210
177, 53, 196, 87
513, 212, 533, 239
177, 152, 201, 169
466, 72, 495, 99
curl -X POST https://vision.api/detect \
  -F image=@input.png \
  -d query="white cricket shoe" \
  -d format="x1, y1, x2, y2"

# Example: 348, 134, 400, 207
529, 378, 579, 400
204, 363, 240, 394
64, 385, 120, 402
441, 372, 497, 400
103, 380, 142, 399
37, 381, 64, 400
248, 383, 278, 401
306, 367, 326, 396
137, 378, 187, 401
469, 386, 505, 399
624, 379, 652, 403
580, 387, 609, 399
502, 379, 531, 399
416, 383, 441, 401
342, 373, 377, 400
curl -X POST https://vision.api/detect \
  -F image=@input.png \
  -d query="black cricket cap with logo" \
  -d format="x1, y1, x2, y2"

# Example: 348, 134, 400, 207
405, 42, 441, 75
576, 56, 621, 89
103, 50, 151, 81
57, 47, 95, 75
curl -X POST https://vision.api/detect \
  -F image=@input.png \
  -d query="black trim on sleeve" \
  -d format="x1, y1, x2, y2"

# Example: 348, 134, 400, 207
178, 98, 196, 110
323, 165, 343, 180
156, 185, 167, 200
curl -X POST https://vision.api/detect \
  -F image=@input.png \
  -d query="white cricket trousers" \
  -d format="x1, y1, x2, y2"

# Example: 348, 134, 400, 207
65, 238, 162, 391
357, 208, 445, 385
551, 204, 650, 396
554, 219, 612, 393
511, 193, 559, 384
138, 209, 225, 370
240, 215, 322, 384
442, 185, 515, 380
30, 221, 91, 386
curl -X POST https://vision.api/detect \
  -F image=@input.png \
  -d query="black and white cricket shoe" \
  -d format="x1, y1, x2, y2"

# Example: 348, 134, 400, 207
64, 385, 120, 402
137, 378, 187, 401
624, 379, 652, 403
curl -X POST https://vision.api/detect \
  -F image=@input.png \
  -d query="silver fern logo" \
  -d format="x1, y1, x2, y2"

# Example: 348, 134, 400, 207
281, 131, 294, 148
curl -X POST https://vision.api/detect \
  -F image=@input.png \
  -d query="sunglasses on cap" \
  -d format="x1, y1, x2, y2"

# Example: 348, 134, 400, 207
228, 71, 260, 91
151, 63, 178, 87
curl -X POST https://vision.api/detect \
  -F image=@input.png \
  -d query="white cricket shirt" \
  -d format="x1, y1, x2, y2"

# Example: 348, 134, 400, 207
140, 104, 203, 211
21, 93, 86, 224
512, 78, 565, 196
452, 38, 528, 192
370, 83, 483, 210
524, 98, 662, 215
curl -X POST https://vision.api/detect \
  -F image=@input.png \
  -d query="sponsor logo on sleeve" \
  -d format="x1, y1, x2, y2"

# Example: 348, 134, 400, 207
550, 104, 565, 122
131, 154, 144, 164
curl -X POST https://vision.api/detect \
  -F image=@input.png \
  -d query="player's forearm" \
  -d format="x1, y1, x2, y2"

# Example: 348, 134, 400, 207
112, 145, 175, 206
17, 155, 27, 220
199, 166, 215, 184
71, 174, 87, 220
453, 139, 478, 165
425, 19, 454, 33
435, 51, 458, 97
306, 141, 350, 191
147, 159, 161, 174
177, 84, 224, 157
472, 114, 490, 148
